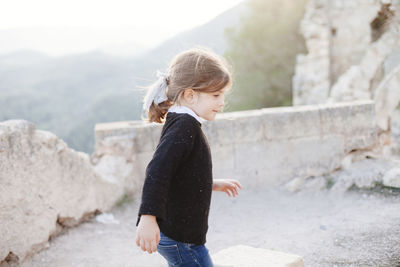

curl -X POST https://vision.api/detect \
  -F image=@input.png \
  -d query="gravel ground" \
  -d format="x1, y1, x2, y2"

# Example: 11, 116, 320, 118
21, 186, 400, 267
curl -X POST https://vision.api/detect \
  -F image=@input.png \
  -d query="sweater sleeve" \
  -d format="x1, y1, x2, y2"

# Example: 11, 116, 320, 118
136, 117, 198, 225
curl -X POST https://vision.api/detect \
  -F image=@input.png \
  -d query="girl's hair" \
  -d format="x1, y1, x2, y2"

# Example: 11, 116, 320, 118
143, 47, 233, 123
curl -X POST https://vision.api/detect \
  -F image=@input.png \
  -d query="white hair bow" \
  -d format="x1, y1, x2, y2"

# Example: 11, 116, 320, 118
143, 70, 169, 112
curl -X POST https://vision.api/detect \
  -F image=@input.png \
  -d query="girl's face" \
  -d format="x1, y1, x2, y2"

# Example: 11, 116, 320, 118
191, 88, 226, 121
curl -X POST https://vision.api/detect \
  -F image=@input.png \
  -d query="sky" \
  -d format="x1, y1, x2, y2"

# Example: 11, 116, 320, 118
0, 0, 244, 56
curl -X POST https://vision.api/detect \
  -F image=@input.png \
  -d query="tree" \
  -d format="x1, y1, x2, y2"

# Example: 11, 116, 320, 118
224, 0, 308, 111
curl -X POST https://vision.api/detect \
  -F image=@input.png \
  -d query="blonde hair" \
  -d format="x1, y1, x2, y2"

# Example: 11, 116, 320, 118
142, 47, 233, 123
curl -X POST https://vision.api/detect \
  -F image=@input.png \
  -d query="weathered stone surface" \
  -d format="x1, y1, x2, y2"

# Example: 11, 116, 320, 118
292, 0, 331, 106
390, 109, 400, 158
0, 120, 120, 264
0, 102, 380, 264
284, 156, 400, 193
212, 245, 304, 267
374, 65, 400, 131
383, 167, 400, 187
285, 176, 308, 193
329, 158, 398, 192
330, 22, 400, 104
294, 0, 400, 105
92, 122, 162, 194
95, 101, 377, 189
293, 0, 400, 159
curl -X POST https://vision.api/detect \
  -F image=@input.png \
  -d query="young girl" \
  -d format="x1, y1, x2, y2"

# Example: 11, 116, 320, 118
135, 47, 242, 267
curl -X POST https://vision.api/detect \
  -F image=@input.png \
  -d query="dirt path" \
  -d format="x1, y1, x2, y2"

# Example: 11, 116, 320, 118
22, 187, 400, 267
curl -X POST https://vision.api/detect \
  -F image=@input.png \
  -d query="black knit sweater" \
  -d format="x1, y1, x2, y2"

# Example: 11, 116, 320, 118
136, 112, 213, 245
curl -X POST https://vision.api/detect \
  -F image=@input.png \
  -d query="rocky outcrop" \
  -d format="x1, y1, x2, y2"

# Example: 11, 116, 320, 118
374, 64, 400, 131
293, 0, 400, 158
329, 15, 400, 104
294, 0, 400, 106
292, 0, 331, 105
91, 121, 162, 196
0, 120, 121, 265
286, 157, 400, 193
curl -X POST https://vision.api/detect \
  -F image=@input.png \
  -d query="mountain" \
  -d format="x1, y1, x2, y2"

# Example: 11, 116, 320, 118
0, 28, 150, 57
137, 1, 250, 72
0, 1, 249, 154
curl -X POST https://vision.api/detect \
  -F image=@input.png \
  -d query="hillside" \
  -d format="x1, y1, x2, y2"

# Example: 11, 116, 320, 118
0, 1, 248, 154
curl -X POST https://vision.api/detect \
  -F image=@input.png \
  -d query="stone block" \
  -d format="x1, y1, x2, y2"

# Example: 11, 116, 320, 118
210, 145, 235, 180
202, 117, 235, 147
0, 120, 120, 263
94, 101, 376, 190
212, 245, 304, 267
383, 168, 400, 188
262, 106, 322, 140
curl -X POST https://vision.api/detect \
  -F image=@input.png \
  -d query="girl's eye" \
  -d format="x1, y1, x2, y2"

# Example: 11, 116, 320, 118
213, 94, 220, 97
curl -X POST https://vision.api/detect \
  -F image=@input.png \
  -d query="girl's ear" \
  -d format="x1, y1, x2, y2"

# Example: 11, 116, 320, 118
183, 88, 196, 104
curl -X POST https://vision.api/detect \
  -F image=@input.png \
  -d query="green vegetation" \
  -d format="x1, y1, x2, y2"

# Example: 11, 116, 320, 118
224, 0, 307, 111
0, 52, 146, 154
0, 1, 309, 154
326, 178, 335, 190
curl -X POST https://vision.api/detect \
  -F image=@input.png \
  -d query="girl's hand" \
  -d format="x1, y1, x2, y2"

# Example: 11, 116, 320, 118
135, 215, 160, 254
212, 179, 243, 197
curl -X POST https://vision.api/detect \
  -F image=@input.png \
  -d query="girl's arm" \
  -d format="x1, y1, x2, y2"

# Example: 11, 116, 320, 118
212, 179, 243, 197
136, 117, 198, 254
137, 118, 198, 222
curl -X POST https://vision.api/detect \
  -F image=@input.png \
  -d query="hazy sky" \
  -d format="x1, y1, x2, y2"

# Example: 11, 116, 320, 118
0, 0, 244, 56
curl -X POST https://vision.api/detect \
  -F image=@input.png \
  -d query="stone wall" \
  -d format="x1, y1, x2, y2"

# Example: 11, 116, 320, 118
92, 101, 377, 191
293, 0, 400, 156
0, 120, 122, 265
294, 0, 400, 107
0, 101, 378, 265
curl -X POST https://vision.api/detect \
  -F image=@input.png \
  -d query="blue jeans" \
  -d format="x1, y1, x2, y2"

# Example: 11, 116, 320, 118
157, 232, 214, 267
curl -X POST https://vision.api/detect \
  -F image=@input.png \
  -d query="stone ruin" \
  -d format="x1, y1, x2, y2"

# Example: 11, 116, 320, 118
293, 0, 400, 158
0, 101, 380, 266
2, 0, 400, 265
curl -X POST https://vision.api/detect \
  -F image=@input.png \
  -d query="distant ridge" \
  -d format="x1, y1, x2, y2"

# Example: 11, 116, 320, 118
0, 1, 250, 154
138, 0, 249, 71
